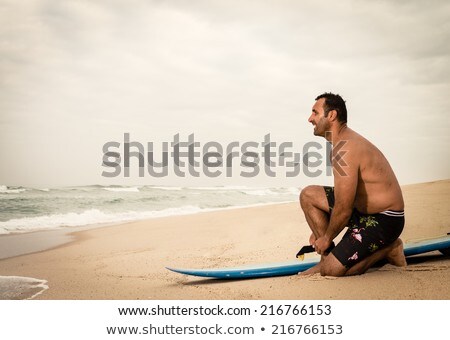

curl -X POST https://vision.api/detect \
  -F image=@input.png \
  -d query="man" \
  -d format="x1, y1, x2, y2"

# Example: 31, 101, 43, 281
300, 92, 406, 276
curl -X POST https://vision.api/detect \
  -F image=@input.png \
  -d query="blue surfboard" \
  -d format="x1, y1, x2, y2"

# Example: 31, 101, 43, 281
166, 235, 450, 279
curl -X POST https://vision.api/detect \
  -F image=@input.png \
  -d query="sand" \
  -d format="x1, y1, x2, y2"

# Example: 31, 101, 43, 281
0, 180, 449, 300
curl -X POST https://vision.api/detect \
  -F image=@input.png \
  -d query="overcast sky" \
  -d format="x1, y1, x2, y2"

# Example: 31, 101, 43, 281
1, 0, 449, 187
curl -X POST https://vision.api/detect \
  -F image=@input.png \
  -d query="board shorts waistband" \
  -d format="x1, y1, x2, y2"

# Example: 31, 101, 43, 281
378, 210, 405, 217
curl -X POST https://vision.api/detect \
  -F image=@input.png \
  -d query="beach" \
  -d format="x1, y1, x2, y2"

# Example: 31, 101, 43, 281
0, 180, 449, 300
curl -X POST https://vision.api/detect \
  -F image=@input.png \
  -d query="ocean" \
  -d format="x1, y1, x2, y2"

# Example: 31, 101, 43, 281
0, 184, 300, 235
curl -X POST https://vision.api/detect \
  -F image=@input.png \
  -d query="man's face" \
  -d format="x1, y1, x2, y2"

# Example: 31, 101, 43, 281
308, 98, 329, 137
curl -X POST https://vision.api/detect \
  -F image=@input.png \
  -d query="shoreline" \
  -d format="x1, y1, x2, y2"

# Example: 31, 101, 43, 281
0, 180, 448, 300
0, 200, 296, 260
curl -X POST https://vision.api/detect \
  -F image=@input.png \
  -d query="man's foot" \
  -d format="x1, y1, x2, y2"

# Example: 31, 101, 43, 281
386, 238, 407, 267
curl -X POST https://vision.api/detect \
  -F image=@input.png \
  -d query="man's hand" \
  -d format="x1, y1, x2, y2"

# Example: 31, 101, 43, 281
314, 236, 332, 255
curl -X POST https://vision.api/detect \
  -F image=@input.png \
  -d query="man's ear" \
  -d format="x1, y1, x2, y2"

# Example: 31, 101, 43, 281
327, 109, 338, 122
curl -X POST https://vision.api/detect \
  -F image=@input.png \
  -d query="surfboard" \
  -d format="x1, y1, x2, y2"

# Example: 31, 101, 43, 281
166, 235, 450, 279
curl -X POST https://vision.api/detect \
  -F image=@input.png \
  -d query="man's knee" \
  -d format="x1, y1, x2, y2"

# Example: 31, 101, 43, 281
320, 266, 345, 277
320, 254, 347, 277
299, 185, 322, 208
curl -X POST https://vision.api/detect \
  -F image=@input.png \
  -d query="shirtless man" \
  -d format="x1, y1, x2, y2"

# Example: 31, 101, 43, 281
300, 92, 407, 276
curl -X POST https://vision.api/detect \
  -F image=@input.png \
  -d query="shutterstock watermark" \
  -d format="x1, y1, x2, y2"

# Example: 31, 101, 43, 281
101, 133, 348, 178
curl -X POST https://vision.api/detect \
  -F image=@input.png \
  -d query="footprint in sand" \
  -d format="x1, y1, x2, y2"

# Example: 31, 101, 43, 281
296, 274, 338, 281
380, 264, 448, 272
404, 264, 448, 272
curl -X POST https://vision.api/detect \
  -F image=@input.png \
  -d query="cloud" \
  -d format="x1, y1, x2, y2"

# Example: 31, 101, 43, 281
0, 0, 449, 186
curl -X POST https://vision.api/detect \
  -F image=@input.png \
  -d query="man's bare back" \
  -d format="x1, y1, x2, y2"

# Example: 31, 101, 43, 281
334, 127, 404, 214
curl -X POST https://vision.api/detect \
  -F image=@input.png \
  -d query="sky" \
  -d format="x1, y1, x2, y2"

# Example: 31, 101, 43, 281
1, 0, 449, 188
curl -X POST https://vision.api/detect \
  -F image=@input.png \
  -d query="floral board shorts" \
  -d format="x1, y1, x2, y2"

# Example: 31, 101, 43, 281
324, 186, 405, 268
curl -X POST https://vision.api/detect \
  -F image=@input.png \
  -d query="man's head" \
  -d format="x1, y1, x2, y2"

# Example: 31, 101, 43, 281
308, 92, 347, 136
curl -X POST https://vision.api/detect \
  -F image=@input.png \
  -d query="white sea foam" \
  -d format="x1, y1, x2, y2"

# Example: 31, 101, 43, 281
287, 187, 301, 195
191, 185, 264, 191
237, 187, 299, 196
0, 276, 48, 300
190, 186, 299, 197
0, 185, 26, 194
150, 186, 183, 191
239, 189, 280, 196
0, 206, 204, 234
102, 187, 140, 192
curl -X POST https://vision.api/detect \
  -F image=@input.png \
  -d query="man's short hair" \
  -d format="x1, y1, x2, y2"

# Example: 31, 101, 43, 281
315, 92, 347, 123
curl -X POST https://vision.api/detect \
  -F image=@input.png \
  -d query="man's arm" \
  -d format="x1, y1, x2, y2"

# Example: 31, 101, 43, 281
314, 144, 358, 254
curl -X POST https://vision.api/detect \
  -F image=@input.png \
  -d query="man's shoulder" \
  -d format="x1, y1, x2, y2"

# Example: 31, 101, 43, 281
332, 131, 377, 169
340, 130, 375, 152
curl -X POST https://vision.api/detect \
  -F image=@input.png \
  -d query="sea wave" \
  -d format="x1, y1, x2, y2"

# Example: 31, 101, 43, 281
188, 186, 300, 196
0, 206, 204, 234
102, 187, 140, 192
239, 189, 280, 196
240, 187, 300, 196
149, 186, 183, 191
0, 185, 27, 194
189, 186, 260, 191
